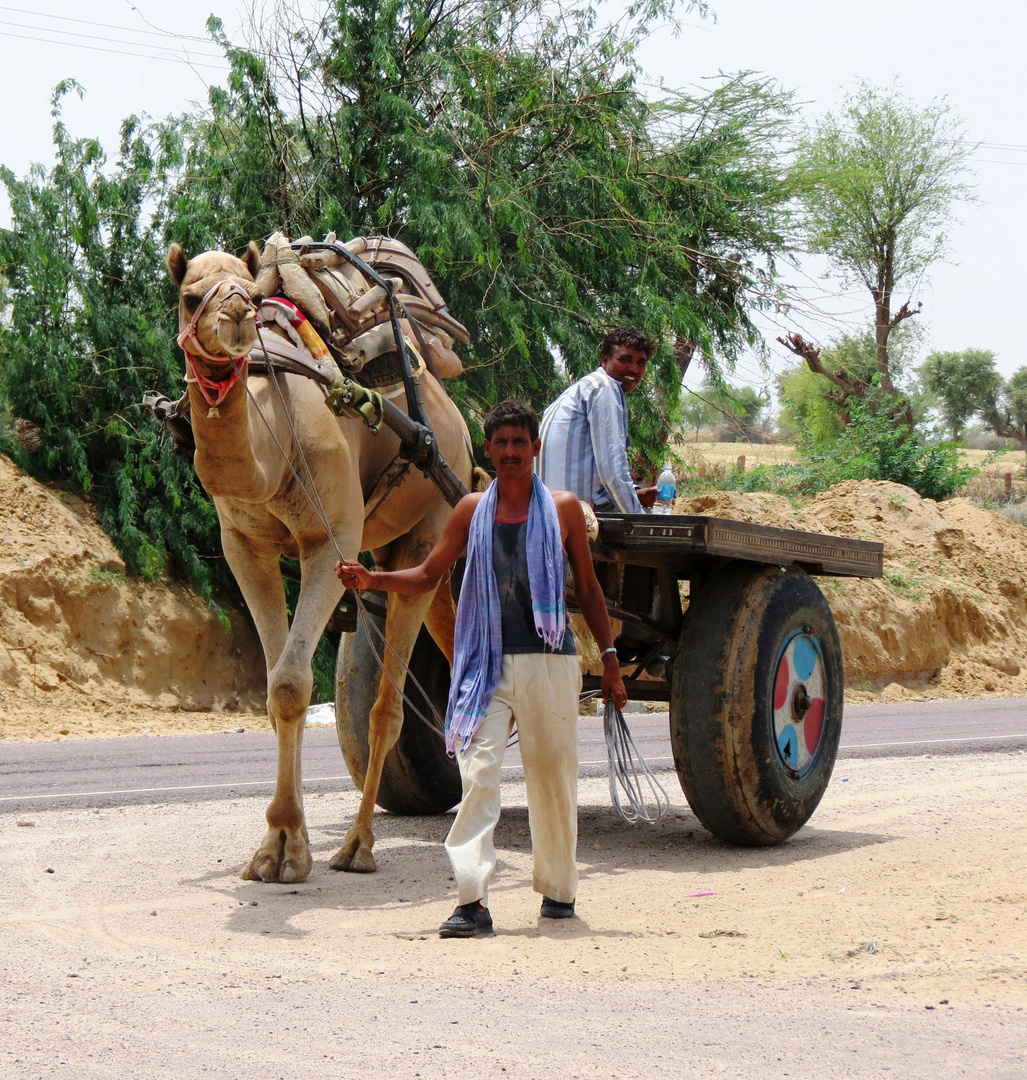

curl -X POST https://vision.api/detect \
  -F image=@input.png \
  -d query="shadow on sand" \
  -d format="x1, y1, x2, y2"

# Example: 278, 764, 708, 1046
182, 798, 894, 941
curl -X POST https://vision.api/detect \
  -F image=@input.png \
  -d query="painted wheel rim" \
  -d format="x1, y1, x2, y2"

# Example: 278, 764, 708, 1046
771, 628, 827, 778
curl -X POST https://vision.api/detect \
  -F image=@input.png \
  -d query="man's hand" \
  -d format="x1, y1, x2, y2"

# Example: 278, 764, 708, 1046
635, 486, 658, 509
601, 653, 628, 709
335, 558, 373, 590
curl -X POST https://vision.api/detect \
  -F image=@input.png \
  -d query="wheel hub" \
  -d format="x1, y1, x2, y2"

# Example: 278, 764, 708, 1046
772, 629, 827, 777
791, 684, 812, 719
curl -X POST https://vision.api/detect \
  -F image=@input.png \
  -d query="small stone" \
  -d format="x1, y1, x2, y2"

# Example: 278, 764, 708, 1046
45, 868, 54, 874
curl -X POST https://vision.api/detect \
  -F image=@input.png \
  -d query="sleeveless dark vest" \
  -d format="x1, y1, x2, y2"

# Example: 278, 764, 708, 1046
492, 518, 576, 655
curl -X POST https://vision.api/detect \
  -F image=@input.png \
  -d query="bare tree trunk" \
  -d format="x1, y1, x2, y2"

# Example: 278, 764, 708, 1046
778, 332, 916, 435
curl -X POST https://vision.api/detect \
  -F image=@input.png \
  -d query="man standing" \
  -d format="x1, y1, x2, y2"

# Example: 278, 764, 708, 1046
537, 327, 658, 514
336, 400, 626, 938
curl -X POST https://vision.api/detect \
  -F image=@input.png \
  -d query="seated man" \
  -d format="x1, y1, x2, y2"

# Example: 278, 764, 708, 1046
337, 400, 626, 937
537, 326, 658, 514
538, 326, 666, 668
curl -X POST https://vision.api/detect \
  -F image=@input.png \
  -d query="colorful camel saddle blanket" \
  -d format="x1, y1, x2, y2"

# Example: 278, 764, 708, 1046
253, 231, 468, 392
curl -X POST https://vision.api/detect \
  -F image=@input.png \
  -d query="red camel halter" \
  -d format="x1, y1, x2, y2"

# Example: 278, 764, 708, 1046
176, 281, 255, 416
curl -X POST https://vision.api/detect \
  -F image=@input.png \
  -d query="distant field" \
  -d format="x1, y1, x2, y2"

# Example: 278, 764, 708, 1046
676, 440, 1024, 473
675, 440, 796, 466
671, 439, 1027, 498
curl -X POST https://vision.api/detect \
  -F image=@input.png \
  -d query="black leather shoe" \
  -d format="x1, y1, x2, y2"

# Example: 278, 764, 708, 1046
439, 902, 494, 938
540, 897, 575, 919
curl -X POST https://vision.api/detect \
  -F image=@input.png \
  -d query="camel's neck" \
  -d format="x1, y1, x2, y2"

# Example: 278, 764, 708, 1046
189, 371, 282, 501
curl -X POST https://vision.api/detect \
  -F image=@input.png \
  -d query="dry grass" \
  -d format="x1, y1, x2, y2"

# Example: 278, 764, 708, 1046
955, 471, 1027, 504
957, 447, 1027, 476
673, 439, 797, 468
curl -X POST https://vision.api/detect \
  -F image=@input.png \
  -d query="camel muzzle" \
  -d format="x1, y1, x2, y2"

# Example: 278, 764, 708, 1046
178, 280, 257, 364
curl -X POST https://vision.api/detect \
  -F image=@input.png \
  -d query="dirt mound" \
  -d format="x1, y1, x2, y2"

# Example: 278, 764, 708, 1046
0, 454, 266, 739
684, 479, 1027, 701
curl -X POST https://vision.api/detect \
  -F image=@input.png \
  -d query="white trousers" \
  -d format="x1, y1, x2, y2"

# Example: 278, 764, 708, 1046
445, 652, 582, 906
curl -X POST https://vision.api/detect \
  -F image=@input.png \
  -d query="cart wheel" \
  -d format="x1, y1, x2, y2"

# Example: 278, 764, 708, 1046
671, 563, 843, 846
335, 597, 461, 815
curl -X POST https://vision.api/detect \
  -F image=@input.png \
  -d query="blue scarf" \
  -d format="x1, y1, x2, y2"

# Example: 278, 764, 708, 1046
444, 475, 567, 754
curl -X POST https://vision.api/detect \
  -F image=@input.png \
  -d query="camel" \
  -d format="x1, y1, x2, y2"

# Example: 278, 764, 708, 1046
167, 242, 472, 882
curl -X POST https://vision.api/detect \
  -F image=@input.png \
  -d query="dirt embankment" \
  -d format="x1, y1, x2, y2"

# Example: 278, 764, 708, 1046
5, 449, 1027, 741
678, 480, 1027, 703
0, 454, 266, 740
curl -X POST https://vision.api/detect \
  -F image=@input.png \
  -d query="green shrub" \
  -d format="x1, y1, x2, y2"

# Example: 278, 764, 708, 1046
719, 396, 978, 501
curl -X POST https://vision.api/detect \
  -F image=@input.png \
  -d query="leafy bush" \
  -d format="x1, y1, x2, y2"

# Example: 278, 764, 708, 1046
0, 90, 228, 598
799, 399, 978, 500
718, 397, 979, 501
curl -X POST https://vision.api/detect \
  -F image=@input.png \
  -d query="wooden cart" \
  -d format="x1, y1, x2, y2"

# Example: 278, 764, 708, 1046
336, 513, 883, 846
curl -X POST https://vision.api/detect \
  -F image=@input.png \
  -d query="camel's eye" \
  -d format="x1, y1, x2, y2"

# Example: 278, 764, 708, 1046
184, 294, 201, 314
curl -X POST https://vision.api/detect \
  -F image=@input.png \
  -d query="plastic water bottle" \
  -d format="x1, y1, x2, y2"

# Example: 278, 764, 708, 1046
654, 464, 676, 515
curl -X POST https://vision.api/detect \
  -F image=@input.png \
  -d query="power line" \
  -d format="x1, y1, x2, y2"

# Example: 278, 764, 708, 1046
0, 17, 223, 58
0, 4, 214, 43
0, 29, 228, 71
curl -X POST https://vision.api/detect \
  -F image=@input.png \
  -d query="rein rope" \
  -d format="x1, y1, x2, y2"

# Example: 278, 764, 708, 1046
603, 698, 670, 825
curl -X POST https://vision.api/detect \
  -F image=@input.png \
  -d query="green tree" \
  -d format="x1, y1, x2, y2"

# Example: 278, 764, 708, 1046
919, 348, 1001, 439
0, 85, 225, 595
983, 367, 1027, 465
777, 326, 922, 442
1, 2, 795, 598
783, 82, 975, 430
682, 379, 769, 441
776, 363, 845, 445
172, 0, 793, 469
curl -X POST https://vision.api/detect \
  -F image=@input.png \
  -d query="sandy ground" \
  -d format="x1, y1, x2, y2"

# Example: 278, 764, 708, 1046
3, 751, 1025, 1079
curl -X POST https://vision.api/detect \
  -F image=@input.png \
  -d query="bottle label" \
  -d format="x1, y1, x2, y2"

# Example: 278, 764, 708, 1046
658, 484, 675, 500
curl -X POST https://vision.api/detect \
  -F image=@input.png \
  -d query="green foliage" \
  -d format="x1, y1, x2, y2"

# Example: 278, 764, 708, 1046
0, 85, 227, 597
89, 566, 128, 584
777, 364, 845, 444
729, 395, 977, 501
792, 81, 975, 402
681, 378, 770, 440
777, 326, 923, 441
793, 81, 974, 297
884, 569, 926, 602
919, 348, 1001, 438
799, 397, 977, 500
173, 1, 794, 473
1, 2, 795, 604
983, 367, 1027, 458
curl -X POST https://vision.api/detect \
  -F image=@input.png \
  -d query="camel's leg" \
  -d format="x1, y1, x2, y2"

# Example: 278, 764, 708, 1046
240, 540, 346, 884
330, 531, 438, 873
424, 570, 457, 666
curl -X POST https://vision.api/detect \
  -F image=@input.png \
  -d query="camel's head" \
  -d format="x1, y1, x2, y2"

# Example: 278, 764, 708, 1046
167, 243, 262, 364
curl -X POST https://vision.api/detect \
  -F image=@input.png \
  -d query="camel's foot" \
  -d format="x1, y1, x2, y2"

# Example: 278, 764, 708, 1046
241, 826, 313, 883
328, 824, 377, 873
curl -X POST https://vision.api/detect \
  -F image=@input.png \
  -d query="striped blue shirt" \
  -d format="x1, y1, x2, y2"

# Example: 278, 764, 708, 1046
537, 367, 643, 514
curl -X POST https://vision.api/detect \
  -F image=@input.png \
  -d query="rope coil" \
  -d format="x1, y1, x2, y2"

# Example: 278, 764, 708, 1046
603, 698, 670, 825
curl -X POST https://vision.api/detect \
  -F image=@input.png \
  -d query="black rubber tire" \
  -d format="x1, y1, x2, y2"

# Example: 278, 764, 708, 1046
671, 563, 843, 846
335, 596, 461, 815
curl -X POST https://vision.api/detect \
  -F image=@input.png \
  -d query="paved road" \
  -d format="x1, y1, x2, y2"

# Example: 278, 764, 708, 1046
2, 696, 1026, 813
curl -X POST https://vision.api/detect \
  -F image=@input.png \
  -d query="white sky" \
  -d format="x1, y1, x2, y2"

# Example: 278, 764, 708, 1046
1, 0, 1025, 392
